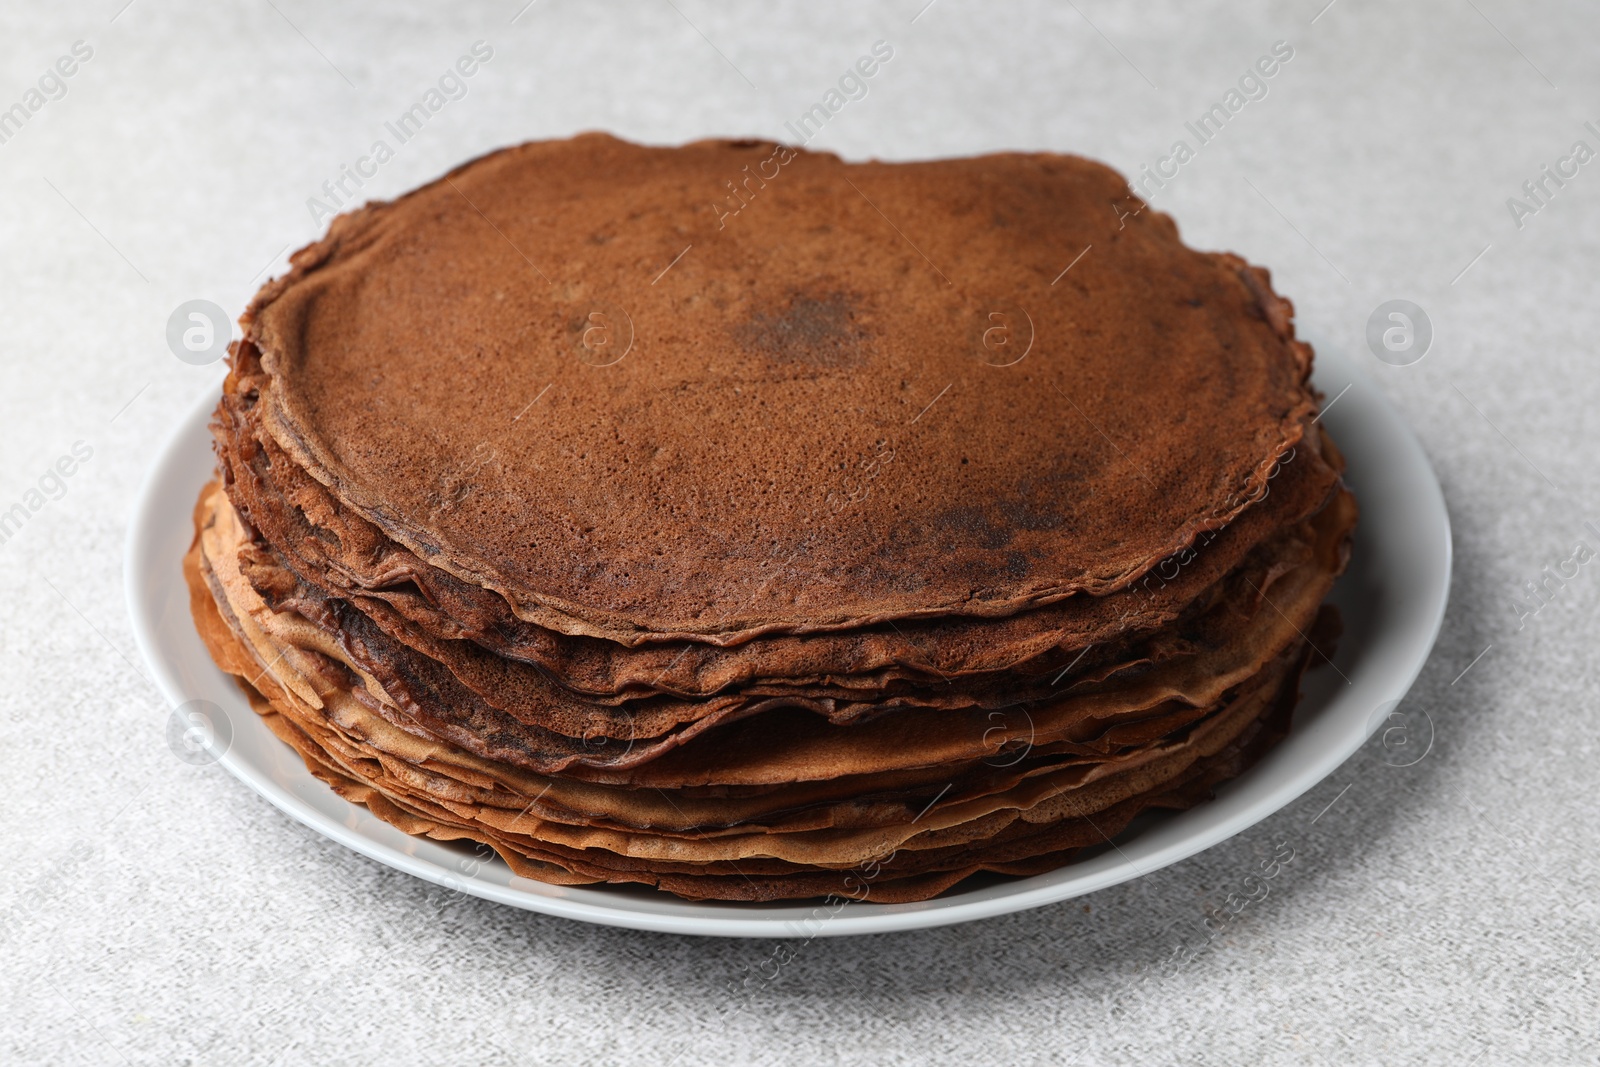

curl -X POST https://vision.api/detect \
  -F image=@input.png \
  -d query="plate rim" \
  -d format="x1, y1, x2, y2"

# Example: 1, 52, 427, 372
125, 343, 1450, 938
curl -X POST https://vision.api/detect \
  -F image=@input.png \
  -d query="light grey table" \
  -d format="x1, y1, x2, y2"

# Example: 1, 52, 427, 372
3, 1, 1596, 1063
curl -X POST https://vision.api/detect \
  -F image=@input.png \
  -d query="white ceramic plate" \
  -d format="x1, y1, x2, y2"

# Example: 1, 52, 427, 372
125, 340, 1449, 938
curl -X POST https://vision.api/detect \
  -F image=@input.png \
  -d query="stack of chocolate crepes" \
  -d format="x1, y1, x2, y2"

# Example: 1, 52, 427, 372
186, 134, 1355, 903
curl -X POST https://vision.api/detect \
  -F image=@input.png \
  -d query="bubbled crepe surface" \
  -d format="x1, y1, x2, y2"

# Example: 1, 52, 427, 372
243, 132, 1322, 642
189, 133, 1355, 903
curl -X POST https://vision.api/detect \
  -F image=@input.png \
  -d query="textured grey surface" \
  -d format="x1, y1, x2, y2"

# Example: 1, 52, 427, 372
2, 1, 1598, 1063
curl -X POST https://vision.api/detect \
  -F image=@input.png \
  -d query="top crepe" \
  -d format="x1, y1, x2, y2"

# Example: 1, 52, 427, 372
244, 133, 1318, 641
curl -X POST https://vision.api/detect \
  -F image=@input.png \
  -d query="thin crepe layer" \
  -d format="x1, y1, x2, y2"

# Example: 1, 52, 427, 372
242, 134, 1322, 641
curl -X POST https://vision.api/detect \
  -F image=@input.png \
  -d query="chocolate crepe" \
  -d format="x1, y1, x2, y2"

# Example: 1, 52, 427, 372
183, 134, 1355, 903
